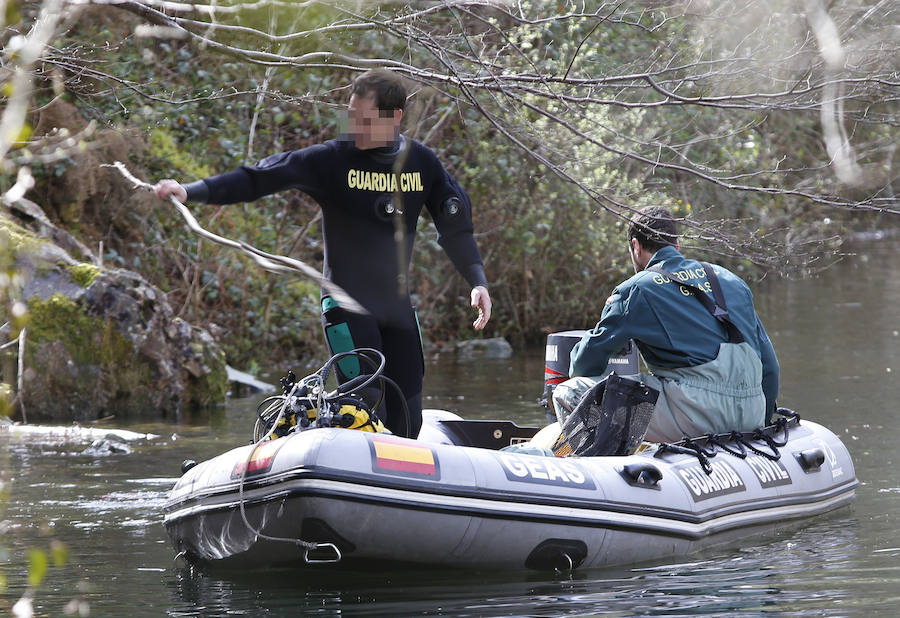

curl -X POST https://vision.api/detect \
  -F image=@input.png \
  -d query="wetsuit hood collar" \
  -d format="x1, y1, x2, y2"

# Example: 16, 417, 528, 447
337, 133, 405, 154
370, 134, 404, 156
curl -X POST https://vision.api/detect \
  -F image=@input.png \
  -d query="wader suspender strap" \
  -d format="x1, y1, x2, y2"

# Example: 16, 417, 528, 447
648, 263, 745, 344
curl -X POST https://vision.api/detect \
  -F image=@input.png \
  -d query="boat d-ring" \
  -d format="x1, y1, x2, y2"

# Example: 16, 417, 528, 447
304, 542, 342, 564
556, 552, 574, 572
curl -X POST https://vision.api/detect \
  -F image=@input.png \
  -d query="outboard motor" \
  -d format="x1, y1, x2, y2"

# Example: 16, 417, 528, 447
541, 330, 639, 423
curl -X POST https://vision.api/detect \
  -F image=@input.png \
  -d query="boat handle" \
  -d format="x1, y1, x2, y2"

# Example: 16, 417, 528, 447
621, 463, 663, 488
795, 448, 825, 472
304, 542, 342, 564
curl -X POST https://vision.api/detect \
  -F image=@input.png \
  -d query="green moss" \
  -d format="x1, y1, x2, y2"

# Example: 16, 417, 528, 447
0, 383, 13, 419
0, 216, 48, 256
186, 354, 228, 407
25, 294, 155, 399
206, 361, 228, 403
24, 293, 228, 417
182, 326, 228, 406
67, 263, 100, 287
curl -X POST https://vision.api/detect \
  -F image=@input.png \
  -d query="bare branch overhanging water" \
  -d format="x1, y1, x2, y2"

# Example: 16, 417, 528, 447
106, 162, 368, 315
25, 0, 898, 269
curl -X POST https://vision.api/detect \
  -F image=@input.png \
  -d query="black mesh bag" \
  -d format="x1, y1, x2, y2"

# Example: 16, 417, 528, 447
553, 373, 659, 457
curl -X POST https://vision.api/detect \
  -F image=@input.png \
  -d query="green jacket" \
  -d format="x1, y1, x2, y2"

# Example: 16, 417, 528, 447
570, 246, 779, 415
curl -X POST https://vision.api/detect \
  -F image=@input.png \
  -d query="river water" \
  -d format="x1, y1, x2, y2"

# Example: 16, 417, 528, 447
1, 238, 898, 616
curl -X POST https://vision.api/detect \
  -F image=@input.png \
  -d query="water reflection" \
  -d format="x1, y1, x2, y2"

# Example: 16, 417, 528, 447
159, 511, 863, 617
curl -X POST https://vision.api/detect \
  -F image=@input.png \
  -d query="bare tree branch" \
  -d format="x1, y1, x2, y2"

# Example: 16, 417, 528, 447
59, 0, 898, 269
106, 162, 368, 314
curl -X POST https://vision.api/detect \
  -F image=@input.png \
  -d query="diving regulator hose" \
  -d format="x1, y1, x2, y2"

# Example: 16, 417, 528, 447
235, 347, 409, 563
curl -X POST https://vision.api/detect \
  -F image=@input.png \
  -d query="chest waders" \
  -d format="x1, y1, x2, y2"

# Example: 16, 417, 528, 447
640, 263, 765, 442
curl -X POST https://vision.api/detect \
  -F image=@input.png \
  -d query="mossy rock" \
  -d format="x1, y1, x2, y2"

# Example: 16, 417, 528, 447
3, 210, 227, 420
23, 293, 165, 419
67, 262, 101, 287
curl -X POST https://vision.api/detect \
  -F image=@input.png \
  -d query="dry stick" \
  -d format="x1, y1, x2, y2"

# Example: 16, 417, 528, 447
106, 162, 367, 315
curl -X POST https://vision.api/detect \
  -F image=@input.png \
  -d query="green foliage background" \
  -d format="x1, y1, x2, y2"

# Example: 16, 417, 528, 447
4, 2, 895, 371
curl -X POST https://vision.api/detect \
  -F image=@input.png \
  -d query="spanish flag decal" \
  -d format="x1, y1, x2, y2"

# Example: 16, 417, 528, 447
370, 435, 440, 479
231, 438, 285, 479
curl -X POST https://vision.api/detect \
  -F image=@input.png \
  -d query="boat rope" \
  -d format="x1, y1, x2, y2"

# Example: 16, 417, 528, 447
655, 439, 716, 475
233, 348, 411, 563
234, 456, 342, 562
655, 408, 800, 473
237, 380, 334, 559
705, 432, 748, 458
749, 418, 790, 459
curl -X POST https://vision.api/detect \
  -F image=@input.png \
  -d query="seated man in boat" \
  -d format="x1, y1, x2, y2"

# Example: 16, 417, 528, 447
553, 206, 779, 443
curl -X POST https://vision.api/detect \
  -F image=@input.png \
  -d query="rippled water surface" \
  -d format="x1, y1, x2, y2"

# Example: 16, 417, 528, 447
2, 239, 898, 616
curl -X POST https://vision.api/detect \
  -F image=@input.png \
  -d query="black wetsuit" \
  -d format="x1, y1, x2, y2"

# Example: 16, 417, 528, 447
184, 136, 487, 437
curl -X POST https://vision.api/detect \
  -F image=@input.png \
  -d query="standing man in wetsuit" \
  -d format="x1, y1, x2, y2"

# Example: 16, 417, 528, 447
552, 206, 779, 442
155, 69, 492, 438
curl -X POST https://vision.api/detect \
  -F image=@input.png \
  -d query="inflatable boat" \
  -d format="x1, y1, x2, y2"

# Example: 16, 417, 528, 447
163, 338, 857, 571
164, 409, 857, 571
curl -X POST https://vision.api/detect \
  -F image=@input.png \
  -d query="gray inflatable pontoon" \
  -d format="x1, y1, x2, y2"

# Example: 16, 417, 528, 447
163, 408, 857, 571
